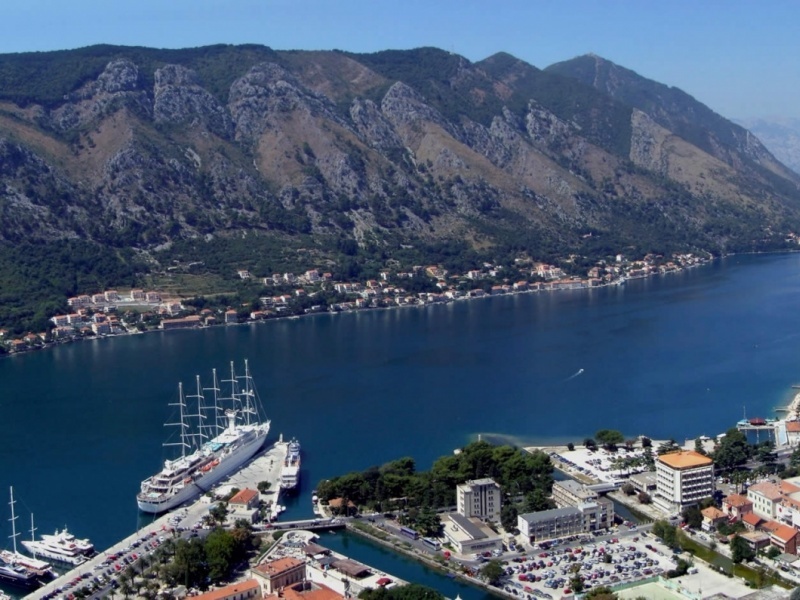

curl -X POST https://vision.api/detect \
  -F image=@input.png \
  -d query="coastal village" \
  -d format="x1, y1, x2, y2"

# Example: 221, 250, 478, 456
0, 252, 709, 354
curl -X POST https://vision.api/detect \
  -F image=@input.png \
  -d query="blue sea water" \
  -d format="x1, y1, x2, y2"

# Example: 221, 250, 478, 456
2, 253, 800, 595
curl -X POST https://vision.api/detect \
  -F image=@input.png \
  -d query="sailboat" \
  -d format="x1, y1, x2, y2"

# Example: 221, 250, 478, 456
0, 488, 54, 588
137, 360, 271, 513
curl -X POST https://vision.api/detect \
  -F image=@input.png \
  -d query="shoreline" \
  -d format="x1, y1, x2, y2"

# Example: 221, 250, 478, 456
2, 251, 720, 360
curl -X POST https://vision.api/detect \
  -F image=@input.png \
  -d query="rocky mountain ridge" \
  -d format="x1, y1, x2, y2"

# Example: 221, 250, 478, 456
1, 44, 799, 326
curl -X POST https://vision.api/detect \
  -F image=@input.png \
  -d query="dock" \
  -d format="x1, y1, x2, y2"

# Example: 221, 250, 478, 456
26, 440, 289, 600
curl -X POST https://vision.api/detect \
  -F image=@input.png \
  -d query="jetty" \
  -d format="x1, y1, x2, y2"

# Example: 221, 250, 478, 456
26, 440, 288, 600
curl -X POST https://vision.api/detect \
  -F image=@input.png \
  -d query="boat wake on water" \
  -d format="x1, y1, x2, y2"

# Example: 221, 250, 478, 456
564, 368, 584, 381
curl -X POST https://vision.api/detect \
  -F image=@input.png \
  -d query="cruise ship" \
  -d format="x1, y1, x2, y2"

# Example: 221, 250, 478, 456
21, 523, 94, 566
280, 438, 301, 491
137, 361, 271, 514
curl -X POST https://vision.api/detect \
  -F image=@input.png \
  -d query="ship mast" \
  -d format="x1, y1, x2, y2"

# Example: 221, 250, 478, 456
222, 361, 241, 425
204, 368, 223, 436
186, 375, 210, 449
164, 382, 190, 458
29, 513, 36, 543
8, 486, 19, 554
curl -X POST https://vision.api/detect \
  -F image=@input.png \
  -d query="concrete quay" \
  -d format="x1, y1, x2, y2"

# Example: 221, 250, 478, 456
26, 440, 289, 600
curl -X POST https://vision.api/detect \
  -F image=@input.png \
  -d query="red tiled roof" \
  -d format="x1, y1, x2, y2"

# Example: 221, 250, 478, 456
229, 488, 259, 505
743, 513, 762, 527
748, 482, 783, 501
781, 480, 800, 495
253, 556, 304, 577
724, 494, 752, 508
787, 422, 800, 432
193, 579, 259, 600
772, 524, 800, 543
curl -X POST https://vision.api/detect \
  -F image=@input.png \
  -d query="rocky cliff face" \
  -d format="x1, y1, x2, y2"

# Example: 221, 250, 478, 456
0, 44, 798, 262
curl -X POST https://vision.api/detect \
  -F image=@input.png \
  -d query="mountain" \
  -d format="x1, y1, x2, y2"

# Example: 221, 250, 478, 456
735, 117, 800, 175
1, 44, 799, 331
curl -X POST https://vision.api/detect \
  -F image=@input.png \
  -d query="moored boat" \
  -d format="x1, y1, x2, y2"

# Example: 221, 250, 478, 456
21, 517, 94, 566
137, 360, 271, 514
280, 438, 301, 491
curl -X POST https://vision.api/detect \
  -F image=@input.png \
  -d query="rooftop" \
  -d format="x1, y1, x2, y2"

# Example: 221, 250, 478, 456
657, 450, 713, 469
449, 513, 488, 540
772, 524, 799, 543
519, 506, 581, 525
748, 481, 783, 501
253, 556, 304, 578
193, 579, 259, 600
724, 493, 752, 508
229, 488, 259, 505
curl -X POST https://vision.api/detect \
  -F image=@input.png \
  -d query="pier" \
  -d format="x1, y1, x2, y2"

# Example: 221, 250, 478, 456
26, 440, 289, 600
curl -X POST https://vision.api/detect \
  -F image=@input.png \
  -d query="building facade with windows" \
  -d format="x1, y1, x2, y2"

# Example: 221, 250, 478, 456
456, 478, 502, 521
654, 450, 714, 514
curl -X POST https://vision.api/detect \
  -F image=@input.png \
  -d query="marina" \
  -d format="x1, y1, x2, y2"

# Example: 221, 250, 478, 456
5, 253, 800, 597
26, 440, 289, 600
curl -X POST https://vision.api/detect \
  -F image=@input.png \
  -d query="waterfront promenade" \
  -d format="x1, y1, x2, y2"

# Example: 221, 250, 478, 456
26, 441, 289, 600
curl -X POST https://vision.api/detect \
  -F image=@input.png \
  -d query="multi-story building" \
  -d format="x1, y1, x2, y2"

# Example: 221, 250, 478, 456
456, 478, 502, 521
252, 557, 306, 595
748, 482, 784, 520
518, 506, 585, 542
654, 450, 714, 514
551, 480, 614, 531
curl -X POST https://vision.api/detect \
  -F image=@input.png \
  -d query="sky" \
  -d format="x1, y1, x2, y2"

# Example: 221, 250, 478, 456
2, 0, 798, 119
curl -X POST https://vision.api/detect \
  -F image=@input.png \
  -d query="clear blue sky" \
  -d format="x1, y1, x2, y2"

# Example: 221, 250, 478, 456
3, 0, 798, 119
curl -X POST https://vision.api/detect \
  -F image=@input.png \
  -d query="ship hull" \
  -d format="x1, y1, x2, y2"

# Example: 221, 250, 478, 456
137, 428, 268, 514
20, 542, 88, 566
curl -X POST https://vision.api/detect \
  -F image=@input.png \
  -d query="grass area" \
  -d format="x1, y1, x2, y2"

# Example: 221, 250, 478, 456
141, 272, 235, 298
349, 521, 390, 541
678, 533, 792, 590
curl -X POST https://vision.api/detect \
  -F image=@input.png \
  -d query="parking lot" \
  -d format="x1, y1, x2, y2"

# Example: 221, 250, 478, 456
497, 533, 677, 598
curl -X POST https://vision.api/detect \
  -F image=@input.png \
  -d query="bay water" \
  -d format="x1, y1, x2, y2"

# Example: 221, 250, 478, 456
2, 253, 800, 595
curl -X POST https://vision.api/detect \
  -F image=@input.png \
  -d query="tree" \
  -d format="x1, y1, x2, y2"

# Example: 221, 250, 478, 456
584, 438, 597, 451
595, 429, 624, 450
209, 502, 228, 525
480, 559, 504, 586
652, 520, 678, 549
359, 584, 444, 599
637, 492, 651, 504
682, 506, 702, 529
641, 437, 652, 448
694, 438, 707, 455
205, 528, 236, 583
585, 587, 618, 600
566, 442, 575, 451
713, 428, 752, 472
257, 480, 271, 493
766, 546, 781, 559
657, 440, 680, 455
501, 504, 518, 532
731, 535, 755, 564
621, 482, 635, 496
570, 572, 585, 593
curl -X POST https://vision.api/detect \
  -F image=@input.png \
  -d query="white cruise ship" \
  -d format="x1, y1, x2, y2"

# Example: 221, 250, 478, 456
21, 524, 94, 566
137, 360, 271, 514
280, 438, 301, 491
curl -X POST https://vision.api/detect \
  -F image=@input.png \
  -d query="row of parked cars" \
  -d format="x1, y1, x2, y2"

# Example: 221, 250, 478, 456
40, 530, 167, 600
498, 536, 674, 599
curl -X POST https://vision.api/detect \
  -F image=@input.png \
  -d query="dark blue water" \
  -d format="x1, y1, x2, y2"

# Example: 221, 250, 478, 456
2, 253, 800, 594
315, 530, 496, 600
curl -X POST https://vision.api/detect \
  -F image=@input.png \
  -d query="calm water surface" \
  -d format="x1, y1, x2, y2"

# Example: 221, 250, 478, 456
2, 253, 800, 594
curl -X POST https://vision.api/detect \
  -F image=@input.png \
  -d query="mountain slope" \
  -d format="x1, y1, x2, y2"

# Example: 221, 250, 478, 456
546, 54, 800, 193
736, 117, 800, 175
1, 45, 800, 331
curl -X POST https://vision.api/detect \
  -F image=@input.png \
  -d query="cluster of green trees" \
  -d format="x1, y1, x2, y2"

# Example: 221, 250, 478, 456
0, 240, 141, 333
317, 441, 553, 532
159, 522, 259, 588
358, 583, 444, 599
